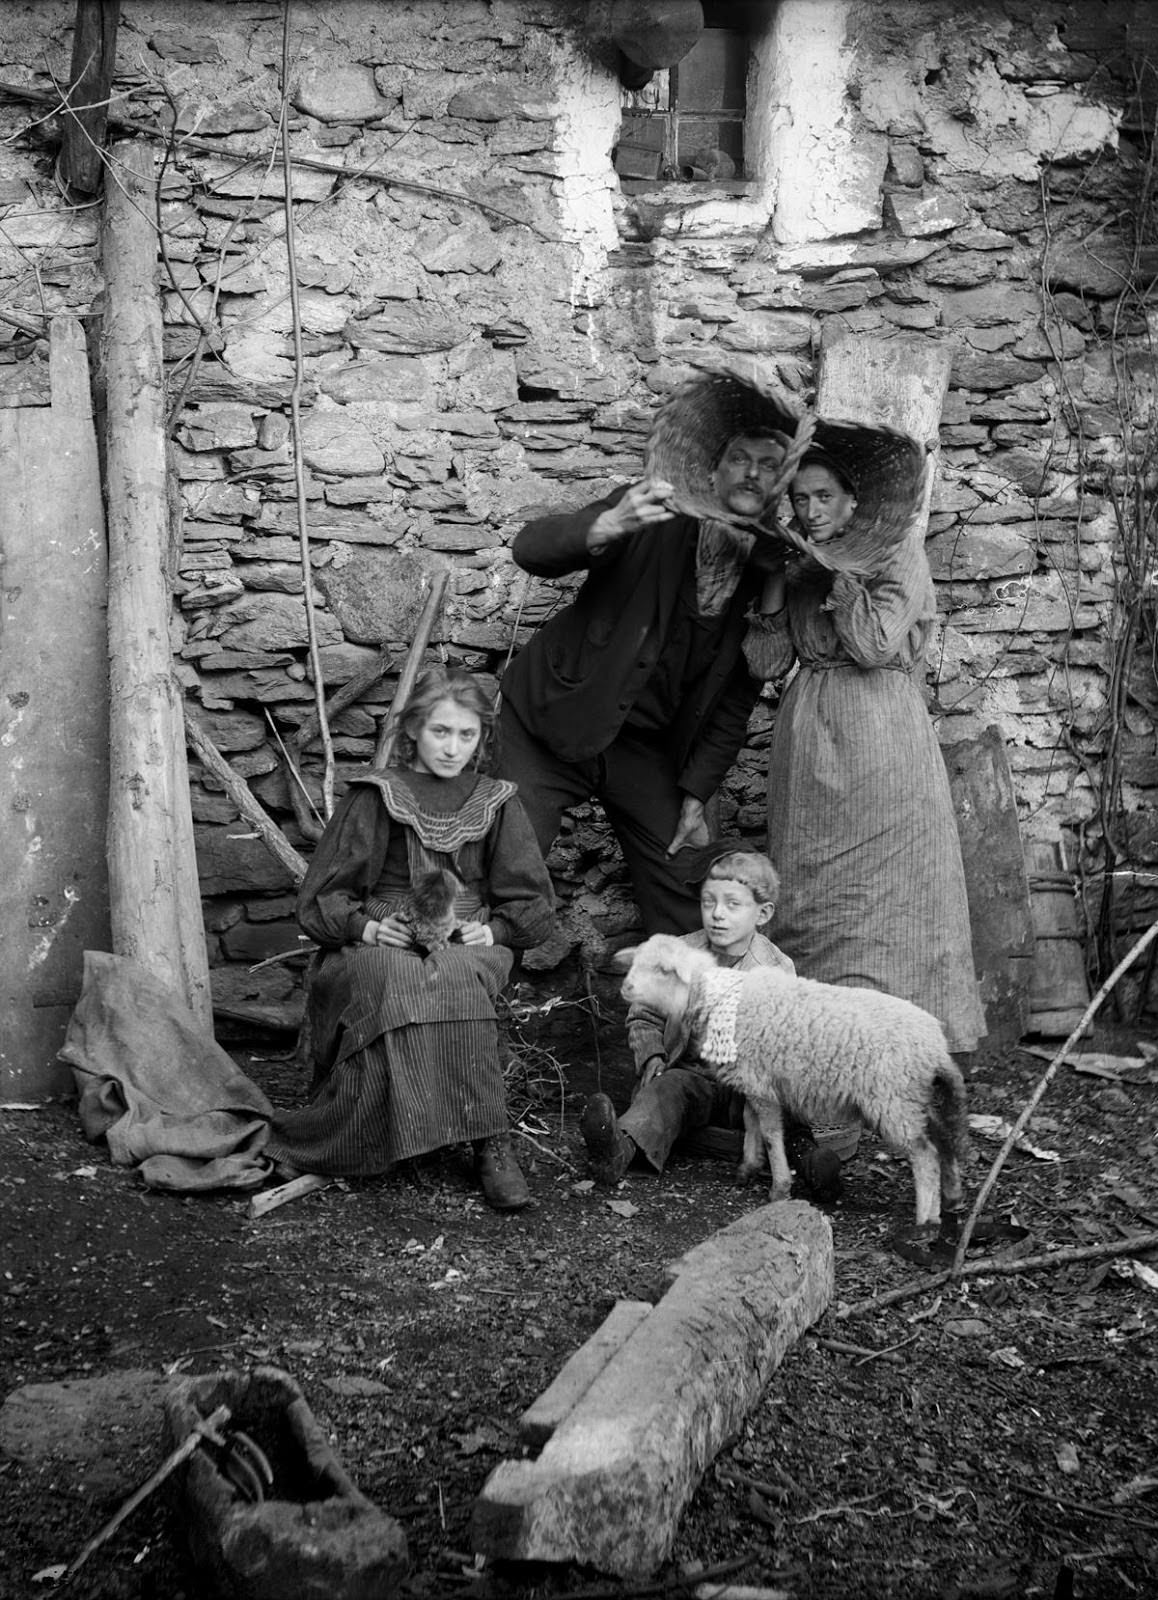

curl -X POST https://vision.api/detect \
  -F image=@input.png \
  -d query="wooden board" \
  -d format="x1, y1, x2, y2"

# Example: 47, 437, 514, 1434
0, 318, 110, 1097
943, 727, 1035, 1046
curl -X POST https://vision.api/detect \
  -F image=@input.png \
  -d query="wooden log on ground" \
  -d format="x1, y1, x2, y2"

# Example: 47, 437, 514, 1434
57, 0, 120, 198
471, 1201, 833, 1577
103, 139, 212, 1028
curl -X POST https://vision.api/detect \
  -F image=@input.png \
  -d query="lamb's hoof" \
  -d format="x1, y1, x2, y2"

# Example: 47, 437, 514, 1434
735, 1162, 761, 1187
768, 1181, 793, 1204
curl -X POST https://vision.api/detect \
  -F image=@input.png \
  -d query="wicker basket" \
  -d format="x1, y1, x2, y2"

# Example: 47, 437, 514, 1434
644, 368, 930, 575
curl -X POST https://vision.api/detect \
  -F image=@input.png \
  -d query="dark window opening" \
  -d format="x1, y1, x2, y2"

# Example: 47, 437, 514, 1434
615, 3, 758, 189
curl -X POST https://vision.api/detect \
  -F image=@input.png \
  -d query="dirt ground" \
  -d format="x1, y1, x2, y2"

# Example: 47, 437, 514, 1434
2, 987, 1158, 1600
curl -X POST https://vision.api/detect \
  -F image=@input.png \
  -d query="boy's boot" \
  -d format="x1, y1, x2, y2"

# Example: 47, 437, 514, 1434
784, 1122, 843, 1202
474, 1133, 530, 1210
580, 1092, 635, 1185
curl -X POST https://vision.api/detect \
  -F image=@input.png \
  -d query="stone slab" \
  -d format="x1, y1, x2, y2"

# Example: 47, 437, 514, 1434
471, 1202, 833, 1577
0, 1370, 169, 1498
518, 1300, 652, 1448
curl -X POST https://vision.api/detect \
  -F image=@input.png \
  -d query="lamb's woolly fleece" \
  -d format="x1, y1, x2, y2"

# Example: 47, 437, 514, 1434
622, 934, 966, 1159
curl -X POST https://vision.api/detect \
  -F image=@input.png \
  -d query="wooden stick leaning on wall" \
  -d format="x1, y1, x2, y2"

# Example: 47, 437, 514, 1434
57, 0, 120, 198
103, 138, 212, 1027
184, 710, 308, 886
283, 645, 397, 843
373, 570, 451, 768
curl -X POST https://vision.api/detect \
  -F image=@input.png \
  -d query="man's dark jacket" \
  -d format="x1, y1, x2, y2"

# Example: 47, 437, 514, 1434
501, 485, 762, 803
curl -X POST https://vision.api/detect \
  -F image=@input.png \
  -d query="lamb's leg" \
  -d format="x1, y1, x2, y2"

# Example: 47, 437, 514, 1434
739, 1099, 765, 1184
743, 1095, 792, 1200
939, 1150, 963, 1224
909, 1141, 942, 1226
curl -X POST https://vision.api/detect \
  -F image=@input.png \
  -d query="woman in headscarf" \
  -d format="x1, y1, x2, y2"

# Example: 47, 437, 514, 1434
744, 452, 984, 1057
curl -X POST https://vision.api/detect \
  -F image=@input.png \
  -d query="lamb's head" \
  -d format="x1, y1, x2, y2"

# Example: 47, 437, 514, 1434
613, 934, 715, 1017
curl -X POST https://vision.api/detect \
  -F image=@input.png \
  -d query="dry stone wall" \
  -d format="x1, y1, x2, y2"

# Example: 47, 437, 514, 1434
0, 0, 1153, 1028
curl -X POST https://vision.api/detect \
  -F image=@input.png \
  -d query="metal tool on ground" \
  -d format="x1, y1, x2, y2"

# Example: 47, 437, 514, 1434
55, 1403, 232, 1586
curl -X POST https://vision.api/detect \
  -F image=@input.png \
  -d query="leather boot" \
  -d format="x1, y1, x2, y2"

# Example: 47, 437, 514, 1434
474, 1134, 530, 1211
580, 1092, 635, 1186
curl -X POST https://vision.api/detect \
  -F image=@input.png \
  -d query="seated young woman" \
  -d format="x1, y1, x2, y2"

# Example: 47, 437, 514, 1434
265, 667, 556, 1210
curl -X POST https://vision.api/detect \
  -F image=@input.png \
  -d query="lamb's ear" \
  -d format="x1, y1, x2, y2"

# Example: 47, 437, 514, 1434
610, 945, 638, 973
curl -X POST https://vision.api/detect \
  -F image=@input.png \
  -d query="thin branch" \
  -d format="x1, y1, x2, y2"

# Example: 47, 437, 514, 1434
0, 77, 556, 238
952, 915, 1158, 1270
839, 1228, 1158, 1321
280, 1, 334, 821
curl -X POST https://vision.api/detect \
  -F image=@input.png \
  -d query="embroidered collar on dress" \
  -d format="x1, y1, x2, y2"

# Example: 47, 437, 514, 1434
349, 769, 516, 852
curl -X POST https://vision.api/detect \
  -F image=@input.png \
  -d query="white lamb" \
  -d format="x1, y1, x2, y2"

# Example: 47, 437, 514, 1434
617, 934, 968, 1226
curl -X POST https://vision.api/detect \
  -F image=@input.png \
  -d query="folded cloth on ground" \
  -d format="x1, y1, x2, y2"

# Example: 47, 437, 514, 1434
59, 950, 273, 1192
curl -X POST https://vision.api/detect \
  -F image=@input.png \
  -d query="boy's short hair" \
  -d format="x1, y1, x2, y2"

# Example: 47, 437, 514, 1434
703, 849, 779, 903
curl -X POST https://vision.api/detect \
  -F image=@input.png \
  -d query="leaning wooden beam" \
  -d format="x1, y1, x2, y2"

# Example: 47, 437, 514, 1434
185, 709, 307, 886
103, 138, 212, 1028
373, 569, 451, 767
57, 0, 121, 198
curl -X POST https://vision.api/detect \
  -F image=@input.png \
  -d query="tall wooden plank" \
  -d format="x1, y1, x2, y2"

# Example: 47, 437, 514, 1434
0, 318, 111, 1097
102, 139, 212, 1028
58, 0, 121, 197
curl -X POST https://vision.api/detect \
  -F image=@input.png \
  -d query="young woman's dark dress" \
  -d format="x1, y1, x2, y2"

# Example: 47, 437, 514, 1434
265, 767, 554, 1175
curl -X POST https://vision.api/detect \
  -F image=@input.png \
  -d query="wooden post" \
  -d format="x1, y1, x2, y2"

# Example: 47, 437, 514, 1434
58, 0, 121, 198
103, 138, 212, 1028
0, 318, 111, 1098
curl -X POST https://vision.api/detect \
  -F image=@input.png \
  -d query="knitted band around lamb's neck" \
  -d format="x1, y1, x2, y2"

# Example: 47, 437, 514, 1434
694, 966, 746, 1067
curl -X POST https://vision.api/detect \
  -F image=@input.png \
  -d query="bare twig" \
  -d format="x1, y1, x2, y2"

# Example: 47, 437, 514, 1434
0, 77, 555, 237
58, 1404, 231, 1583
280, 5, 334, 822
952, 915, 1158, 1270
839, 1228, 1158, 1320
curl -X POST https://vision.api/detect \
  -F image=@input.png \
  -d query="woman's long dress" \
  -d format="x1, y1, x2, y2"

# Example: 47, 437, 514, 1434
265, 768, 555, 1175
745, 527, 985, 1053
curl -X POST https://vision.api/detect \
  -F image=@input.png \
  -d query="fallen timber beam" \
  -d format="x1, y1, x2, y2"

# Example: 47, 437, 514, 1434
471, 1201, 833, 1577
103, 138, 212, 1028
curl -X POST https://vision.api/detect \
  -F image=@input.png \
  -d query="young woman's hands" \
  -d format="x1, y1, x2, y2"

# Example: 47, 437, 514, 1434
457, 920, 494, 946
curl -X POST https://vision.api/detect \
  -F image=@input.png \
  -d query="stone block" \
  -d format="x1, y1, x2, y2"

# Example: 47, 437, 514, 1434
300, 411, 386, 476
0, 1372, 171, 1499
216, 592, 342, 654
317, 548, 449, 645
885, 189, 970, 237
471, 1202, 833, 1577
195, 825, 298, 895
319, 358, 434, 406
294, 64, 396, 124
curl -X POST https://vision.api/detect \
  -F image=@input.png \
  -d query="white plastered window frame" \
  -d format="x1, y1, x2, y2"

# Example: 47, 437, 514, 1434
612, 0, 887, 253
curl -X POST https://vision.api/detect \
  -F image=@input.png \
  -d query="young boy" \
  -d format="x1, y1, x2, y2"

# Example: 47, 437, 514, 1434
581, 845, 842, 1198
